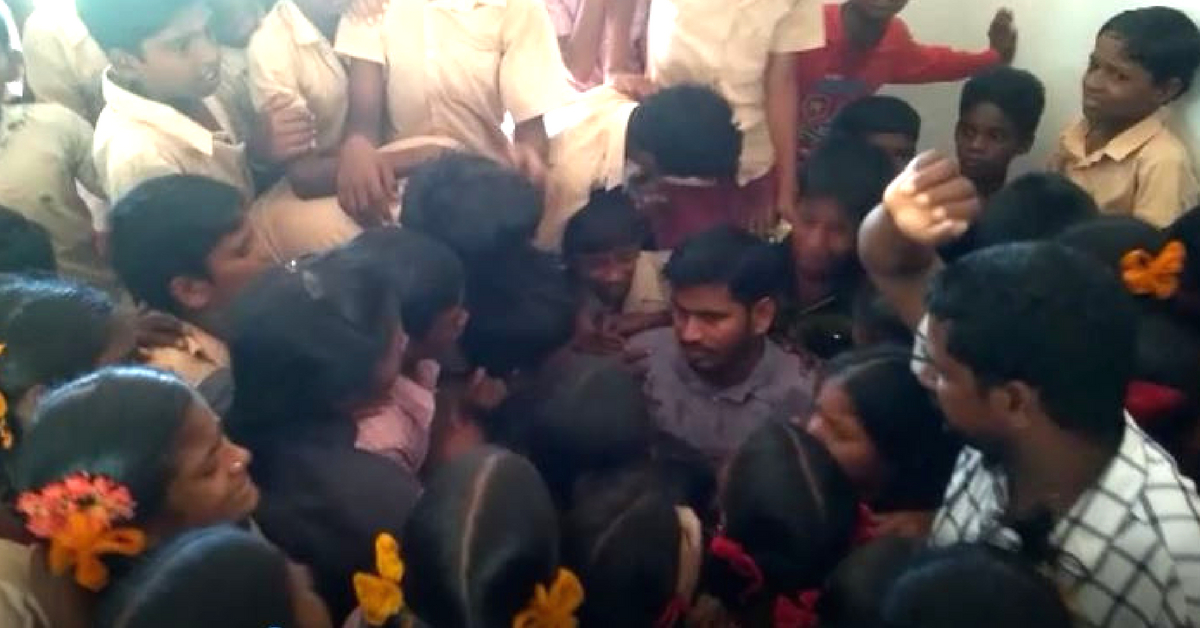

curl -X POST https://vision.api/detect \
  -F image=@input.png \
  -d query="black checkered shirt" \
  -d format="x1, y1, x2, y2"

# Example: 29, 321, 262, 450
931, 419, 1200, 627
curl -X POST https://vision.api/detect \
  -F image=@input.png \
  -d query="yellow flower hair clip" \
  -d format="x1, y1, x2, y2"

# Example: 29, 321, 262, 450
354, 533, 407, 627
1121, 240, 1186, 299
0, 343, 11, 449
512, 568, 585, 628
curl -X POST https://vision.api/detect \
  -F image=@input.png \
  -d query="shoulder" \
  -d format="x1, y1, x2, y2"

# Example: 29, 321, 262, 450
17, 103, 92, 136
1139, 126, 1194, 169
247, 7, 291, 60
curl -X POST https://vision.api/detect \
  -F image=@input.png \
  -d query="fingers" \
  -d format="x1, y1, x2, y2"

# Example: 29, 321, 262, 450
262, 92, 295, 113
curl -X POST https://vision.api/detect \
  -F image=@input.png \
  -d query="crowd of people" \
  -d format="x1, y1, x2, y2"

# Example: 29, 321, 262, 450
0, 0, 1199, 626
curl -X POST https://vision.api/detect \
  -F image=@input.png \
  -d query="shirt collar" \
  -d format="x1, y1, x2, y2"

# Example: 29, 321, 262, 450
671, 338, 784, 404
278, 0, 331, 47
101, 69, 229, 156
1061, 110, 1167, 165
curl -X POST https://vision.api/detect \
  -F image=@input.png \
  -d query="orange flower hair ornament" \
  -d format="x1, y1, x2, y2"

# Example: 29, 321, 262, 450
15, 472, 147, 591
1121, 240, 1186, 299
511, 568, 585, 628
354, 533, 408, 627
0, 344, 11, 449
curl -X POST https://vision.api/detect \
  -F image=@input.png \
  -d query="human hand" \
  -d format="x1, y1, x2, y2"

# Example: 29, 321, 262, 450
135, 309, 187, 350
347, 0, 388, 22
607, 73, 659, 101
259, 93, 316, 164
989, 8, 1017, 64
464, 368, 508, 414
509, 142, 547, 188
337, 135, 396, 226
870, 510, 935, 539
882, 151, 981, 247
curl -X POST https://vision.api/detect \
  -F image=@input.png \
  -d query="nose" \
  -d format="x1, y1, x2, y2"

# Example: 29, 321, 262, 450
1083, 68, 1105, 94
968, 134, 989, 153
678, 316, 704, 344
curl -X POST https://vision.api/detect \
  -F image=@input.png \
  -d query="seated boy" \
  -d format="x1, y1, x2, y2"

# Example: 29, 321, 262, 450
0, 206, 56, 275
629, 226, 813, 465
563, 189, 670, 349
539, 83, 742, 250
797, 1, 1016, 155
21, 0, 108, 121
0, 20, 118, 294
827, 94, 921, 172
108, 174, 276, 414
956, 66, 1045, 199
1050, 7, 1200, 227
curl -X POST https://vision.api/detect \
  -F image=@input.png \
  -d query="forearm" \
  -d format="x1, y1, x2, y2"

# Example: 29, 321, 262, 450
344, 60, 388, 147
287, 155, 341, 199
559, 0, 608, 83
513, 116, 550, 162
766, 53, 800, 207
858, 205, 941, 328
605, 0, 638, 75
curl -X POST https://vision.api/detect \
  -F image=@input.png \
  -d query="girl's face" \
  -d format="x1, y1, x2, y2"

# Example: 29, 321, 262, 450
286, 561, 334, 628
161, 400, 259, 531
805, 379, 886, 499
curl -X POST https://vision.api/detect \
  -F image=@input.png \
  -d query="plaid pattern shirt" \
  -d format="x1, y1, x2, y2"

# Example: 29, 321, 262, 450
931, 418, 1200, 628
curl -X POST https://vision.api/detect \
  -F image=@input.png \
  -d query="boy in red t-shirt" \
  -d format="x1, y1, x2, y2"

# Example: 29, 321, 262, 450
797, 0, 1018, 159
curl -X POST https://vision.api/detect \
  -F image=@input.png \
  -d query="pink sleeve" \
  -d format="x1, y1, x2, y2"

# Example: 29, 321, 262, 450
543, 0, 575, 37
887, 21, 1003, 84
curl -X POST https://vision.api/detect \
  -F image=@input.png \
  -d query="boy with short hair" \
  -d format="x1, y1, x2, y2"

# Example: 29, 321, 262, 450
797, 1, 1016, 156
956, 66, 1045, 200
828, 94, 922, 172
1051, 7, 1200, 227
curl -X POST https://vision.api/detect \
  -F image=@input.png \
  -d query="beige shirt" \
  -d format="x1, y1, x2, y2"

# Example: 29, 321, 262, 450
625, 250, 669, 314
92, 70, 253, 229
1051, 111, 1200, 228
540, 86, 637, 250
0, 540, 48, 628
0, 103, 118, 292
21, 0, 109, 121
646, 0, 823, 185
335, 0, 576, 164
215, 47, 259, 148
248, 0, 349, 153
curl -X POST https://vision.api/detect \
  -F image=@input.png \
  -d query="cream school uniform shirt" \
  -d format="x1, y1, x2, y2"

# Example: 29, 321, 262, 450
334, 0, 576, 164
646, 0, 823, 185
92, 70, 253, 229
21, 0, 109, 121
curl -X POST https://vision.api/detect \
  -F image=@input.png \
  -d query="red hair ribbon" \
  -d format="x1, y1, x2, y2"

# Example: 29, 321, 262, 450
1126, 381, 1188, 427
774, 590, 820, 628
654, 595, 687, 628
709, 535, 764, 601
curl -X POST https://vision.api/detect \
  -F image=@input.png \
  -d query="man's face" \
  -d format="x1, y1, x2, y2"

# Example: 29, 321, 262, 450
788, 197, 857, 279
125, 3, 223, 102
956, 103, 1027, 184
866, 132, 917, 174
203, 220, 274, 311
573, 245, 640, 310
847, 0, 911, 22
671, 284, 772, 377
1082, 32, 1177, 128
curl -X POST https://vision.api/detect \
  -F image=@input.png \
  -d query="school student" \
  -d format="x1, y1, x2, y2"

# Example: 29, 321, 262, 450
796, 0, 1016, 155
20, 0, 108, 121
827, 94, 921, 173
956, 66, 1045, 200
1051, 7, 1200, 227
546, 0, 650, 88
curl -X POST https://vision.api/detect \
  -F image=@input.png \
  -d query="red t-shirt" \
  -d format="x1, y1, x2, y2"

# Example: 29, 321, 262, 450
797, 3, 1002, 157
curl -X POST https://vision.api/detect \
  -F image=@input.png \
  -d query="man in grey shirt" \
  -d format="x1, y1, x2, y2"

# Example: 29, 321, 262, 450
629, 226, 815, 465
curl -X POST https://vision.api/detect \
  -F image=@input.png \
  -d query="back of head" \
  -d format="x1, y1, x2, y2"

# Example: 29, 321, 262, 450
976, 173, 1098, 248
710, 422, 857, 606
0, 206, 56, 275
460, 249, 577, 378
402, 447, 563, 628
829, 96, 922, 143
13, 367, 194, 525
627, 84, 742, 180
562, 189, 647, 260
664, 226, 779, 305
927, 242, 1138, 448
227, 254, 397, 442
110, 175, 245, 315
96, 526, 296, 628
77, 0, 200, 52
800, 139, 895, 225
824, 346, 960, 511
880, 544, 1073, 628
959, 66, 1046, 143
400, 153, 541, 264
1100, 6, 1200, 98
817, 537, 921, 628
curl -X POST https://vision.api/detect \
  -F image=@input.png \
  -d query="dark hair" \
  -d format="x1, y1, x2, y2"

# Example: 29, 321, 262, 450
460, 249, 577, 378
400, 153, 541, 264
1100, 7, 1200, 98
927, 243, 1138, 449
336, 227, 466, 340
564, 468, 683, 628
880, 544, 1073, 628
830, 96, 922, 143
627, 84, 742, 180
562, 189, 647, 260
974, 173, 1099, 248
77, 0, 202, 52
800, 139, 895, 225
706, 422, 858, 611
850, 284, 912, 348
109, 175, 246, 314
13, 367, 196, 525
959, 66, 1046, 142
0, 278, 122, 423
816, 537, 921, 628
402, 447, 562, 628
664, 226, 780, 305
226, 254, 398, 443
485, 357, 652, 507
95, 526, 299, 628
0, 207, 56, 275
824, 346, 961, 511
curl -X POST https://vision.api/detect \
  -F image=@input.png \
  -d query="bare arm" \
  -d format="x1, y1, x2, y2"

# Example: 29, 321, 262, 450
557, 0, 608, 83
511, 116, 551, 185
344, 58, 388, 147
605, 0, 638, 75
285, 153, 341, 199
766, 52, 800, 219
858, 204, 942, 330
337, 59, 394, 222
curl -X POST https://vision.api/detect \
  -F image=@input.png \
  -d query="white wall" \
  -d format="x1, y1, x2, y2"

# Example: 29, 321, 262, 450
883, 0, 1200, 176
